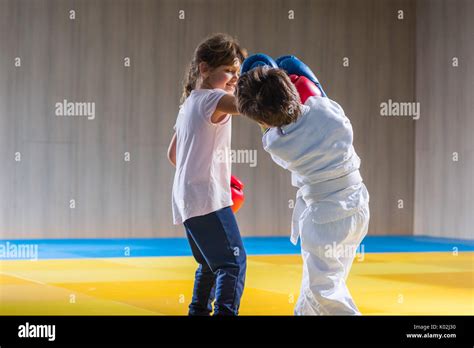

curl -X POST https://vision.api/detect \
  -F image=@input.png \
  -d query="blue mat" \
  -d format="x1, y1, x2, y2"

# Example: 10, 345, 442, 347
0, 235, 473, 260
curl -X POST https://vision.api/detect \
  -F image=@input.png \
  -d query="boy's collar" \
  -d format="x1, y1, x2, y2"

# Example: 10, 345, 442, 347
279, 104, 310, 135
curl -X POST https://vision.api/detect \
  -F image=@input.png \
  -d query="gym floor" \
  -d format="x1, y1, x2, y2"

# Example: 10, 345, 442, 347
1, 236, 473, 315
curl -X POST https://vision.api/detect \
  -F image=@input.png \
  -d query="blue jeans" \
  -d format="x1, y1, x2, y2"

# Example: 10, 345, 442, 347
184, 206, 246, 316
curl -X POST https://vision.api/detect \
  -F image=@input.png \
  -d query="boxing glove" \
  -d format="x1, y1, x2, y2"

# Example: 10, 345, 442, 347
230, 175, 245, 213
275, 55, 327, 97
290, 74, 321, 104
240, 53, 278, 75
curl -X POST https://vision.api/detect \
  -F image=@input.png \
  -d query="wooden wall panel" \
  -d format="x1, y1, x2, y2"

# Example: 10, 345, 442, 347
414, 0, 474, 239
0, 0, 416, 238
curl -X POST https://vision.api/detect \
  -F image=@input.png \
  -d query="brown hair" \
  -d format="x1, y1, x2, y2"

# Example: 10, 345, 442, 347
236, 67, 303, 127
181, 33, 247, 103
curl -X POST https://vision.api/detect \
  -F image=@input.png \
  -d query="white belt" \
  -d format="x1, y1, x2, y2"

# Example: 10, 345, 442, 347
290, 171, 363, 245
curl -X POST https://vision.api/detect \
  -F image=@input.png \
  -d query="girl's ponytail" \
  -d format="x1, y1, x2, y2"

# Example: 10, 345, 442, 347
181, 60, 199, 104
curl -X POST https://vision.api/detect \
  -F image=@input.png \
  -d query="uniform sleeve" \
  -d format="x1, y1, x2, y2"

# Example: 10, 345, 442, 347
200, 89, 230, 125
262, 129, 291, 170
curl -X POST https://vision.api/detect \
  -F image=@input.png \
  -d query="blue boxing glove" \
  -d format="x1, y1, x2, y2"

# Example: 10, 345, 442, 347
241, 53, 278, 75
275, 55, 327, 97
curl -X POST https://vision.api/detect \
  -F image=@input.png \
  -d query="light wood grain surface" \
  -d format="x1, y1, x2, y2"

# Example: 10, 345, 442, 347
0, 0, 421, 238
414, 0, 474, 239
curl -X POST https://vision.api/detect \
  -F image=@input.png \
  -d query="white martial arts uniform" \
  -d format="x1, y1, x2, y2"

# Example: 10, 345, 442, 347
262, 96, 370, 315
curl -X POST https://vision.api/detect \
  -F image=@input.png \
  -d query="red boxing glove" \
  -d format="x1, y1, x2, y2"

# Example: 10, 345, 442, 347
289, 74, 322, 104
230, 175, 245, 213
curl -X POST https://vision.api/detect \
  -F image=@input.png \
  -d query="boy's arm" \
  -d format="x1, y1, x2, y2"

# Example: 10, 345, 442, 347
211, 94, 239, 123
167, 132, 177, 167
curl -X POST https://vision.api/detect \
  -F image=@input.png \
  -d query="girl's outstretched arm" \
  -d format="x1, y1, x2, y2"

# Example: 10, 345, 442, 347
211, 94, 239, 123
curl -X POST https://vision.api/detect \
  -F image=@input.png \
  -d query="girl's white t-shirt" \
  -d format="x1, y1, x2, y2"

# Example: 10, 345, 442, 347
172, 89, 233, 225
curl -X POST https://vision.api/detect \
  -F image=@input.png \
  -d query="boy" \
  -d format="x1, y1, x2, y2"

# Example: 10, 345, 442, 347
236, 59, 370, 315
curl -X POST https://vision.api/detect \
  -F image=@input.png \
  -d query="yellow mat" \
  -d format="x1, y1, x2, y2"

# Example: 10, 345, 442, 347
1, 252, 473, 315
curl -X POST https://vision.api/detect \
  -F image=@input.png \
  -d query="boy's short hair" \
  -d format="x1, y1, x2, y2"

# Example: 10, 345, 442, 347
236, 67, 302, 128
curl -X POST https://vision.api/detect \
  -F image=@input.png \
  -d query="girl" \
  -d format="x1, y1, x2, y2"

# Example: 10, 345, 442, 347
167, 33, 247, 316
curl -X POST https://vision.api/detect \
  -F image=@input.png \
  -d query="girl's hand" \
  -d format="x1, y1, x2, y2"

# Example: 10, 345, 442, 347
259, 124, 269, 134
258, 122, 270, 134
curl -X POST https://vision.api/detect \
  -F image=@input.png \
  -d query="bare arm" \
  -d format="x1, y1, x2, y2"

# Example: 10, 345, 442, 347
211, 94, 239, 124
167, 132, 177, 167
